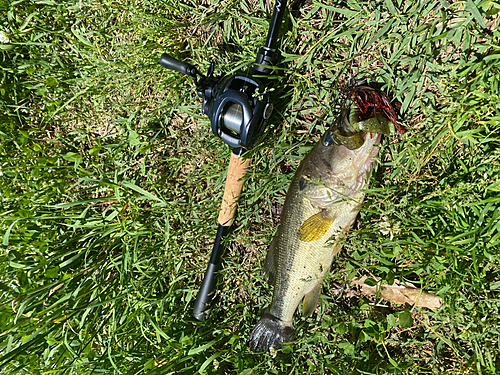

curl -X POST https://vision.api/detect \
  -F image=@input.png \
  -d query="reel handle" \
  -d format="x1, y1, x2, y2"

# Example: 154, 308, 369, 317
159, 53, 198, 77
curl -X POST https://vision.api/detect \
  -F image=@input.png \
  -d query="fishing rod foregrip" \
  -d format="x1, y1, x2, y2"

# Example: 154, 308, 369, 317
253, 0, 287, 74
264, 0, 287, 51
193, 150, 250, 321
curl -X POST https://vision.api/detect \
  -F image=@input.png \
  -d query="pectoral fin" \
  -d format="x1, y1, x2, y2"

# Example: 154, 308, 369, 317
302, 284, 322, 317
297, 212, 334, 242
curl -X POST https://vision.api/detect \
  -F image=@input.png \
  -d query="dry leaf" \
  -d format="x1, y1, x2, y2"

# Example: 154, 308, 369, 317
351, 276, 443, 310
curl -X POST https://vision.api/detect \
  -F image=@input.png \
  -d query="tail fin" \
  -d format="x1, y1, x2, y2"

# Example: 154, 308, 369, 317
248, 312, 292, 352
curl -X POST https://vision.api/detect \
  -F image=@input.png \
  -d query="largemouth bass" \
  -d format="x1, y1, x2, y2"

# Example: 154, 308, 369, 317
249, 103, 392, 352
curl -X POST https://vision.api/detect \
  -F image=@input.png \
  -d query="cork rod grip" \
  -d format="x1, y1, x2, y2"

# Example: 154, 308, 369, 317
218, 152, 251, 227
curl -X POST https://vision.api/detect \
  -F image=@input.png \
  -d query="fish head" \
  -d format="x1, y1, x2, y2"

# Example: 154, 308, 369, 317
307, 125, 383, 191
312, 102, 391, 178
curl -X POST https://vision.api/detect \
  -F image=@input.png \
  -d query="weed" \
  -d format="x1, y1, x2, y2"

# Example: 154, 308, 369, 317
1, 0, 499, 374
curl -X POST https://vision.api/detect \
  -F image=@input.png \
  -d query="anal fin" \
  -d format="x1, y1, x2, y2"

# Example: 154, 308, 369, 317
302, 284, 322, 317
298, 212, 334, 242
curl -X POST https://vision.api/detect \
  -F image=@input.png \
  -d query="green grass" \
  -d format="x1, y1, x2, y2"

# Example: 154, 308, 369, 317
1, 0, 500, 373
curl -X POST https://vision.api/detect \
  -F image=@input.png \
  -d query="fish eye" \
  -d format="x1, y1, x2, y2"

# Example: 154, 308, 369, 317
324, 131, 334, 146
299, 177, 307, 191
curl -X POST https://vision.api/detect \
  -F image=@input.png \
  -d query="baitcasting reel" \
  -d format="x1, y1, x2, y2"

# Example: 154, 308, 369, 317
160, 54, 274, 149
159, 2, 283, 150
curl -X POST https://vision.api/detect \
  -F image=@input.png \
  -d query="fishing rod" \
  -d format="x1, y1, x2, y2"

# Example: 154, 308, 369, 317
160, 0, 287, 321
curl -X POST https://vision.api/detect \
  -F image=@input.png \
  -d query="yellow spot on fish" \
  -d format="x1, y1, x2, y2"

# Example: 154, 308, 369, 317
297, 212, 335, 242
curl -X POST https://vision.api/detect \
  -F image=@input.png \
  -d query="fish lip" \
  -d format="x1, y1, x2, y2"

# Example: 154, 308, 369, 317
340, 108, 356, 135
328, 108, 356, 137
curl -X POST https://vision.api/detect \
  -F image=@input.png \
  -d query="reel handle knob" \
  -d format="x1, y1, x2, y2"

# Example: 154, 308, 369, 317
159, 53, 197, 77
